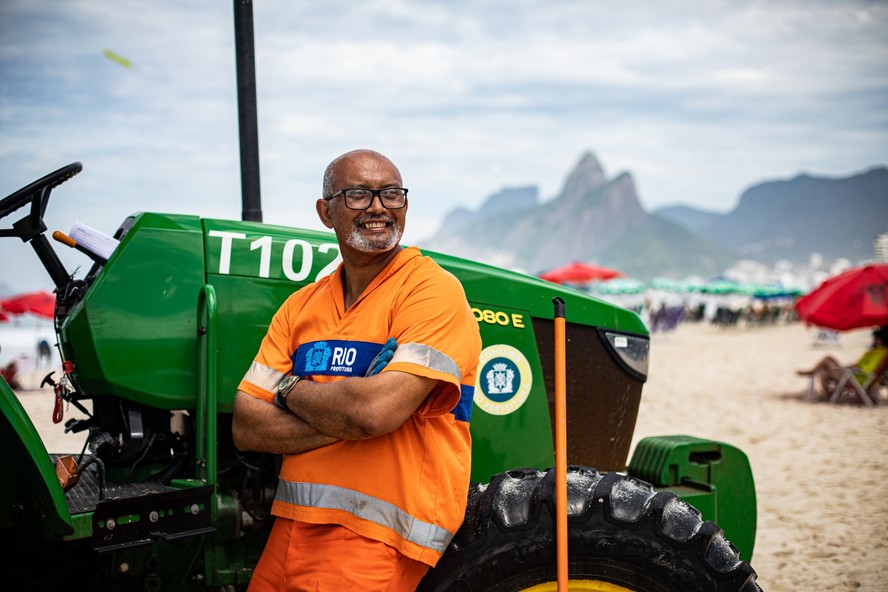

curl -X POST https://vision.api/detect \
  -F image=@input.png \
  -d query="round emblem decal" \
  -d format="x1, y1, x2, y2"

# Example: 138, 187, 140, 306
474, 344, 533, 415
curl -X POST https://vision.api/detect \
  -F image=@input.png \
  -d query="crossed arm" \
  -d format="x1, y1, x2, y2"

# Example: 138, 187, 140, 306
231, 370, 438, 455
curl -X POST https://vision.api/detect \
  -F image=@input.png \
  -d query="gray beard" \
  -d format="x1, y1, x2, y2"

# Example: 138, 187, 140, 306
345, 222, 402, 253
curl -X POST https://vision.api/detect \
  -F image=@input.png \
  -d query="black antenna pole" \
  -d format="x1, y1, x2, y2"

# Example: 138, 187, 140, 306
234, 0, 262, 222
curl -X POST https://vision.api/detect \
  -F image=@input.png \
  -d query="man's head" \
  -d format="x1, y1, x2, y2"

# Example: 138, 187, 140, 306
317, 149, 407, 256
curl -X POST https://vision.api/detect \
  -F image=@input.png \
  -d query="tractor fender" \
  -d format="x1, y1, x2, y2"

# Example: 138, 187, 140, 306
0, 378, 73, 538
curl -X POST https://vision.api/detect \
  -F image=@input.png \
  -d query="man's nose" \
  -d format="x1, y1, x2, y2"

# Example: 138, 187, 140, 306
366, 193, 387, 213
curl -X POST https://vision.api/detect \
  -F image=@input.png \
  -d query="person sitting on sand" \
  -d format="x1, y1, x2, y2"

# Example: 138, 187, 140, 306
0, 359, 21, 391
798, 325, 888, 397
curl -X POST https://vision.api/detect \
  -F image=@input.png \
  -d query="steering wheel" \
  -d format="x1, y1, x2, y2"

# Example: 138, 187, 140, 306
0, 162, 82, 237
0, 162, 83, 291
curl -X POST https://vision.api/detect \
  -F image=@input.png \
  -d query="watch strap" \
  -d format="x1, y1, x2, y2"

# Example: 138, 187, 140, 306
273, 374, 302, 410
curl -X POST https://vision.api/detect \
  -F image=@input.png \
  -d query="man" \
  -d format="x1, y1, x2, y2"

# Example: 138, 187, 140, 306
232, 149, 481, 591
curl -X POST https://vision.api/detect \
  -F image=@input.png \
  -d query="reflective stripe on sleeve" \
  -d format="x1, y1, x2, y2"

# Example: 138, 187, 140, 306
391, 342, 461, 382
275, 480, 454, 554
242, 361, 286, 393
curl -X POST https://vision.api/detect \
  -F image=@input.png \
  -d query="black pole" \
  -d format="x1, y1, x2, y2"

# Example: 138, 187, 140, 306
233, 0, 262, 222
552, 296, 566, 319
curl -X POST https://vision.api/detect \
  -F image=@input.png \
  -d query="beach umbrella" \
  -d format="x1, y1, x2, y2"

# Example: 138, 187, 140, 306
0, 290, 56, 320
795, 264, 888, 331
700, 278, 742, 294
650, 277, 685, 292
597, 277, 645, 295
0, 311, 9, 322
751, 284, 804, 300
539, 262, 624, 284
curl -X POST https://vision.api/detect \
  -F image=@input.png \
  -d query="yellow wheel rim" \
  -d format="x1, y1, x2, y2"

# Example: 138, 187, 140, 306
519, 581, 635, 592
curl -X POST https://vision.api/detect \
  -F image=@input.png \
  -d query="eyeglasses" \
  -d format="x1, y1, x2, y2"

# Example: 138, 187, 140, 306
325, 187, 408, 210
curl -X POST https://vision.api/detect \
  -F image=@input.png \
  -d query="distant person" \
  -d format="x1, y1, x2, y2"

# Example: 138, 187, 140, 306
798, 325, 888, 395
1, 359, 21, 390
37, 339, 51, 368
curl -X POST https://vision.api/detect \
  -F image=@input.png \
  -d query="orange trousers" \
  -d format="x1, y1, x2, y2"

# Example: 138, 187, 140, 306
247, 518, 430, 592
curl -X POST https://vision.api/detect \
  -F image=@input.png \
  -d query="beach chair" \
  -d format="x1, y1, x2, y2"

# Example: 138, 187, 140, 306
825, 355, 888, 407
812, 329, 840, 348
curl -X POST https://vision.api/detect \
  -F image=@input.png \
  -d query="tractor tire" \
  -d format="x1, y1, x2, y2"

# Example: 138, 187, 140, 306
418, 467, 761, 592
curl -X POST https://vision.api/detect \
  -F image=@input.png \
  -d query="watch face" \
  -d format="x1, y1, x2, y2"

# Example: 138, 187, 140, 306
274, 374, 300, 410
278, 374, 299, 395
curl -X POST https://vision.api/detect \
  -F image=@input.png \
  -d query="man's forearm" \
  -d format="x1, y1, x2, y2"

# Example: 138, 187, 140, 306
232, 391, 338, 454
286, 371, 436, 440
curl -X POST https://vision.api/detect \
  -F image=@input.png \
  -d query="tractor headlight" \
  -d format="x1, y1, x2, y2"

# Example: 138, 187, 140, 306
601, 331, 650, 382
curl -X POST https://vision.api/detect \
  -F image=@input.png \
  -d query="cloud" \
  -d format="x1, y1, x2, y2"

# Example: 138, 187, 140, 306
1, 0, 885, 292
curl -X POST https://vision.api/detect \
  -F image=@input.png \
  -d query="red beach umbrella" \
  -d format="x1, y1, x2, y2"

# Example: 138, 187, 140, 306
0, 290, 56, 320
795, 264, 888, 331
539, 261, 624, 284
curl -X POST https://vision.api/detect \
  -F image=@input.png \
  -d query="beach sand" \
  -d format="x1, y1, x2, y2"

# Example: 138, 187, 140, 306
12, 321, 888, 590
631, 322, 887, 592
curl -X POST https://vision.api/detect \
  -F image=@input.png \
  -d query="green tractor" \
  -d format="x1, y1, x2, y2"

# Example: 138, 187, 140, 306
0, 5, 759, 590
0, 162, 760, 591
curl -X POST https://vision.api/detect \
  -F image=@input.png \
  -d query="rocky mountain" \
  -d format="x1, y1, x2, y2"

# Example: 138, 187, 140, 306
419, 152, 737, 279
654, 205, 725, 234
420, 153, 888, 281
688, 167, 888, 265
438, 186, 539, 231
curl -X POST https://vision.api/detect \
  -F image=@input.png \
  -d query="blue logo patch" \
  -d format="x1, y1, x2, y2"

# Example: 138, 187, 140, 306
304, 341, 332, 372
293, 340, 385, 377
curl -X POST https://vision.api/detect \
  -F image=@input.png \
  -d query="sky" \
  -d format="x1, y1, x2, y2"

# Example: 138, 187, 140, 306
1, 0, 886, 292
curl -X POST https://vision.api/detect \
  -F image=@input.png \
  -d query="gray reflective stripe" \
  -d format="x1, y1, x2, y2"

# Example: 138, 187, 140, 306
276, 480, 454, 554
242, 361, 285, 393
391, 342, 461, 382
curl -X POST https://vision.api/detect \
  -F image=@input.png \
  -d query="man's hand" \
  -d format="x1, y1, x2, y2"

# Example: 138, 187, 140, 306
366, 338, 397, 376
232, 390, 338, 454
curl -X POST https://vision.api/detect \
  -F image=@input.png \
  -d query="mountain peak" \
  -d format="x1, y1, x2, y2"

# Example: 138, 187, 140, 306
559, 152, 607, 203
419, 150, 884, 279
478, 186, 539, 218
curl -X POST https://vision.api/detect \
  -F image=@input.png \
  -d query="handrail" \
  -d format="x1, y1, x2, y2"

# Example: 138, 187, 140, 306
196, 284, 219, 485
197, 283, 221, 583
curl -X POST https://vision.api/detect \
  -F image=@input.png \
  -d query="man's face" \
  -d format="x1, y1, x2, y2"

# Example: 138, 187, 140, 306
320, 152, 407, 256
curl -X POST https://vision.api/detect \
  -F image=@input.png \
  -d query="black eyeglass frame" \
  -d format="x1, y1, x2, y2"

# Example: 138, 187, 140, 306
324, 187, 409, 210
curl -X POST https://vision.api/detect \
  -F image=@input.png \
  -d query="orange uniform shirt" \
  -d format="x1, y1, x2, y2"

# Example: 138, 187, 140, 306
238, 247, 481, 566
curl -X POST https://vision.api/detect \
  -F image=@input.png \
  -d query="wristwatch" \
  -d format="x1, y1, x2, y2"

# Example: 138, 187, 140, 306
273, 374, 303, 411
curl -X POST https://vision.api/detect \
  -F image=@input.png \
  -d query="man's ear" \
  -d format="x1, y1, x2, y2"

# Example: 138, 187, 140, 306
316, 199, 334, 229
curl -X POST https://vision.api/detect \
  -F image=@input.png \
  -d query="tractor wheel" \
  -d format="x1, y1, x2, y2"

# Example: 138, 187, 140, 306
418, 467, 760, 592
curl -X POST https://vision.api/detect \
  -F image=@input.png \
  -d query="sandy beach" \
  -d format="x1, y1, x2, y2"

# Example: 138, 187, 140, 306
631, 322, 887, 591
11, 321, 887, 590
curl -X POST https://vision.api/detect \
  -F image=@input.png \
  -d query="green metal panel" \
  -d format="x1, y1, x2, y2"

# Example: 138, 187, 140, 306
628, 435, 757, 561
63, 513, 93, 541
0, 379, 73, 538
202, 218, 345, 412
60, 213, 206, 409
468, 303, 553, 483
